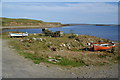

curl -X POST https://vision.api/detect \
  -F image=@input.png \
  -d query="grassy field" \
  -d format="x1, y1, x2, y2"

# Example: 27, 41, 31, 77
2, 32, 119, 67
1, 17, 62, 27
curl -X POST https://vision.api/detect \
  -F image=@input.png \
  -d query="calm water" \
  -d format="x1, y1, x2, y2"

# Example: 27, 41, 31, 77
3, 25, 118, 41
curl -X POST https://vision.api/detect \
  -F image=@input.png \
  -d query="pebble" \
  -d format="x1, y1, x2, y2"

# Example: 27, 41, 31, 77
71, 72, 76, 75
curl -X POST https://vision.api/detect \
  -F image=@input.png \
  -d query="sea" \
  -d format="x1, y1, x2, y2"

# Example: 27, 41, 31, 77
2, 25, 119, 41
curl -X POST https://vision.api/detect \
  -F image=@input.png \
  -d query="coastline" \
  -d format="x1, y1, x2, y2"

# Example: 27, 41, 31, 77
1, 25, 118, 42
1, 25, 66, 30
1, 23, 119, 30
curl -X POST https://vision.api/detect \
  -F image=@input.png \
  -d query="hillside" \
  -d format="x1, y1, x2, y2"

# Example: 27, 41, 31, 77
0, 17, 62, 27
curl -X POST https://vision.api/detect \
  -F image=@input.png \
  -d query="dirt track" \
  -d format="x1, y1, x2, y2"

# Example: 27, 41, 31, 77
2, 39, 119, 78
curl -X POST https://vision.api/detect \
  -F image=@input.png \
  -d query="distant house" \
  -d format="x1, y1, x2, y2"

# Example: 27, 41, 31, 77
42, 28, 63, 37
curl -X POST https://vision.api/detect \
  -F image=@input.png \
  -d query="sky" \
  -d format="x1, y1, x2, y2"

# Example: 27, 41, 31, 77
2, 0, 120, 2
2, 2, 118, 24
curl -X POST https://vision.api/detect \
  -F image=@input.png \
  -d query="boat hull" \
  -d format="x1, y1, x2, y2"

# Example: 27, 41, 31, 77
88, 42, 116, 51
93, 45, 115, 51
9, 32, 28, 37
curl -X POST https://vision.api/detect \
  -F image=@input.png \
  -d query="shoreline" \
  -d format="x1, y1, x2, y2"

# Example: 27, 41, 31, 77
1, 23, 119, 30
1, 27, 119, 42
0, 25, 66, 30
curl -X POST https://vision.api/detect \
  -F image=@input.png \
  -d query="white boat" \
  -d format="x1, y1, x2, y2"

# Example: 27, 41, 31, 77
8, 32, 28, 37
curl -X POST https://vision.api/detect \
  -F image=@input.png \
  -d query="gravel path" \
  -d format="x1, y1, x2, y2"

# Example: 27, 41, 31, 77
2, 39, 119, 78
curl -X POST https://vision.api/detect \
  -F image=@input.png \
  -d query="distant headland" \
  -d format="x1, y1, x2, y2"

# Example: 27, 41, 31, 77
63, 24, 119, 26
0, 17, 119, 29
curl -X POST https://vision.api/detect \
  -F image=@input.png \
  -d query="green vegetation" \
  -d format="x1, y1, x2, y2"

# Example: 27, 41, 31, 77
19, 52, 46, 64
2, 32, 119, 67
1, 17, 62, 27
58, 58, 85, 67
116, 56, 120, 60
